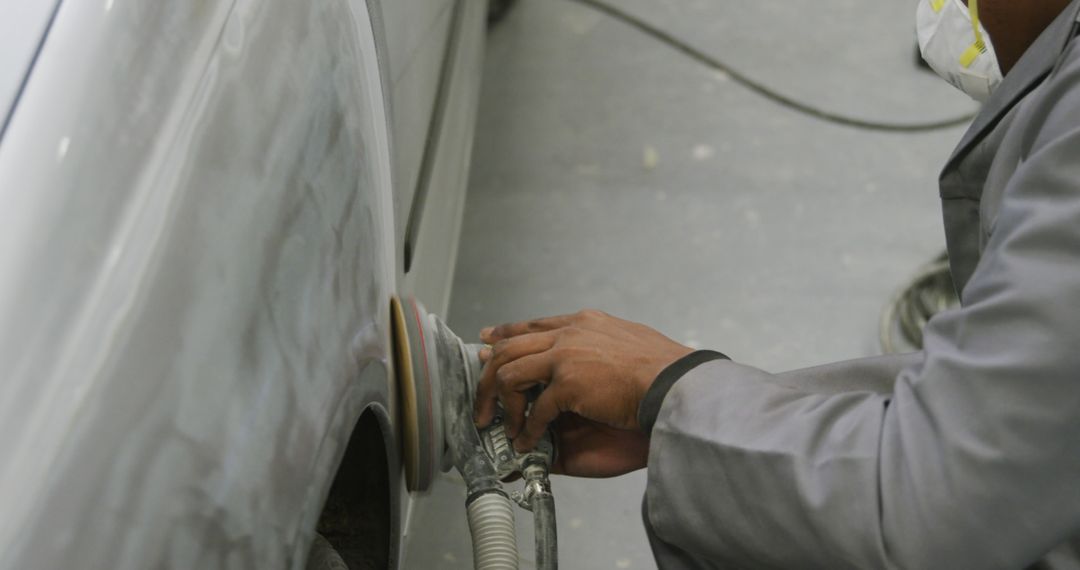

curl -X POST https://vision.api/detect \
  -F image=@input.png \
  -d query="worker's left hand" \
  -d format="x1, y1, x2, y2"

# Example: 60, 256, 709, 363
549, 413, 650, 477
474, 309, 692, 454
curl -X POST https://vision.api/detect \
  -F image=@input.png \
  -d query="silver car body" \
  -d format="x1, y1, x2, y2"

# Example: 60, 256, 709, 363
0, 0, 485, 567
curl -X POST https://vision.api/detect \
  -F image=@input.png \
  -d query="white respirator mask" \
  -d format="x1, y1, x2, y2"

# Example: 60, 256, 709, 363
917, 0, 1003, 102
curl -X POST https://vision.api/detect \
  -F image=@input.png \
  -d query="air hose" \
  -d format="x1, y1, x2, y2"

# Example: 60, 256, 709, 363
521, 464, 558, 570
467, 491, 520, 569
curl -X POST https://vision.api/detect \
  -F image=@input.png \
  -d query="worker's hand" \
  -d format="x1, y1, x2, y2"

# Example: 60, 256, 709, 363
473, 309, 693, 453
550, 413, 650, 478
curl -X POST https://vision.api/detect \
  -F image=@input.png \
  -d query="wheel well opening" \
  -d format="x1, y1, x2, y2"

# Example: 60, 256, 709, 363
314, 409, 393, 569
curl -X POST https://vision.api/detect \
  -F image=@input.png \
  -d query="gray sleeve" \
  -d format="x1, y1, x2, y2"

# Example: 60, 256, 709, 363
639, 350, 729, 435
646, 65, 1080, 569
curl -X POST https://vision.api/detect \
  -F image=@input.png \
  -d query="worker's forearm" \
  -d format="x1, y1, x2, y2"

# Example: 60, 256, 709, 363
646, 358, 897, 569
771, 351, 921, 395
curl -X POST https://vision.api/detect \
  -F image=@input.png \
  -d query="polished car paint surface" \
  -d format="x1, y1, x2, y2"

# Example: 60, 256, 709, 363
0, 0, 399, 567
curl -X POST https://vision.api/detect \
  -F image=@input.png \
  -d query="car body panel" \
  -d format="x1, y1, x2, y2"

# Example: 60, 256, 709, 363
0, 0, 404, 567
382, 0, 455, 87
0, 0, 487, 564
0, 0, 61, 133
380, 0, 464, 287
388, 17, 453, 249
399, 0, 486, 320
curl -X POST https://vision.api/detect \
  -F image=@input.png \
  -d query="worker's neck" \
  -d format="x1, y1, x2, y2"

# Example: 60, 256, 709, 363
983, 0, 1073, 74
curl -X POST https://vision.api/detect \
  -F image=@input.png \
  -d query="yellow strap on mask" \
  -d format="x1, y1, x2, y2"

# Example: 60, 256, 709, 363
960, 0, 987, 68
931, 0, 948, 12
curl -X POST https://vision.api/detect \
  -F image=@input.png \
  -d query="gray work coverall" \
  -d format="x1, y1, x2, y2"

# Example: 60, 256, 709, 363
641, 3, 1080, 568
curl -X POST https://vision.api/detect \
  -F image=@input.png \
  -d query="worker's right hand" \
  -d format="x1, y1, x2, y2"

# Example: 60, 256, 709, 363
473, 309, 692, 457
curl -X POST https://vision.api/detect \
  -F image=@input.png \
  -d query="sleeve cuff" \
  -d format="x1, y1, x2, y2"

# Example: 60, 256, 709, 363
638, 349, 729, 435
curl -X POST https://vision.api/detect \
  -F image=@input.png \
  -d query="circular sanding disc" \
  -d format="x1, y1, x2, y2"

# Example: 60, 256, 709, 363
391, 297, 442, 492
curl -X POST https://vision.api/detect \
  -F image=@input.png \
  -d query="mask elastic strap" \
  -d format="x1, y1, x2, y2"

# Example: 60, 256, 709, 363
960, 0, 987, 68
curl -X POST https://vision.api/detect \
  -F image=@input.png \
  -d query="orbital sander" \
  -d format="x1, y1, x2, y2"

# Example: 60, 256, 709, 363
391, 297, 558, 570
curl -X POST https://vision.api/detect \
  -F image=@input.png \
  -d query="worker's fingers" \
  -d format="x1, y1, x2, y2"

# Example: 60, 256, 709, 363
474, 331, 556, 428
514, 386, 566, 452
494, 352, 555, 437
480, 313, 582, 343
500, 391, 529, 440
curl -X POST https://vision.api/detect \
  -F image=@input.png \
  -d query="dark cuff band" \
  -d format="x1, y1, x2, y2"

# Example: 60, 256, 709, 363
638, 350, 729, 436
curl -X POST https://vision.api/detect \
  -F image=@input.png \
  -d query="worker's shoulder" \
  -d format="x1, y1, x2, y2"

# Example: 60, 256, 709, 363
1050, 30, 1080, 85
1048, 4, 1080, 81
1015, 36, 1080, 156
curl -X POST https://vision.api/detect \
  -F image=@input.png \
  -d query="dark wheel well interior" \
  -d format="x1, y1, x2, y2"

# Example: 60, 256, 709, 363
315, 409, 393, 569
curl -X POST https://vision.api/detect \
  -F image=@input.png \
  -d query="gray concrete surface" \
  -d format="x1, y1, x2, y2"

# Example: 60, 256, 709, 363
404, 0, 973, 567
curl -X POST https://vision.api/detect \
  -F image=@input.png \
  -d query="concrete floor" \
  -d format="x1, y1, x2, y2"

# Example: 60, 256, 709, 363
404, 0, 976, 567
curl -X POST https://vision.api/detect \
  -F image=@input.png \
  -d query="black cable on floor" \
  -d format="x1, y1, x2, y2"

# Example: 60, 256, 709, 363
571, 0, 978, 133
